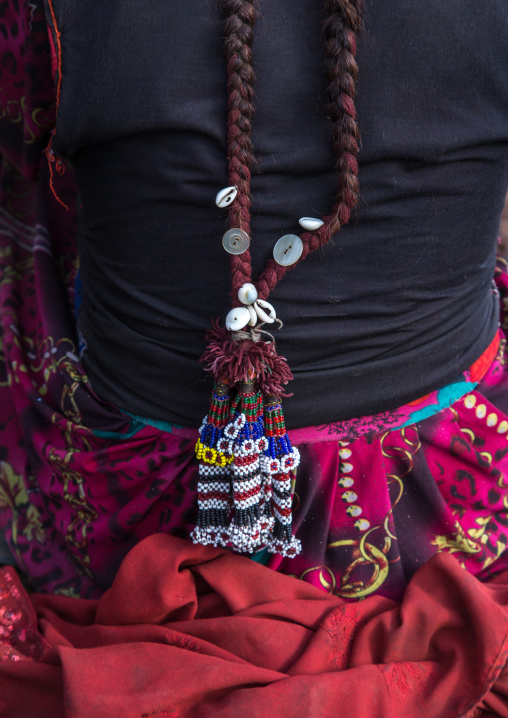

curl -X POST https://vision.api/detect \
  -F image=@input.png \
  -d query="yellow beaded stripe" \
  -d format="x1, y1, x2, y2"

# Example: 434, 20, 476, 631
195, 441, 234, 467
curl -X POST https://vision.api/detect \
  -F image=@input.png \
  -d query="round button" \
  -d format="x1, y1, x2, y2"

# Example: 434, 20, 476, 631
273, 234, 303, 266
222, 228, 250, 255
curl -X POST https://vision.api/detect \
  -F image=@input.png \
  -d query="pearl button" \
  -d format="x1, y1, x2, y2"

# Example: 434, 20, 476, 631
222, 228, 250, 255
215, 186, 238, 208
273, 234, 303, 266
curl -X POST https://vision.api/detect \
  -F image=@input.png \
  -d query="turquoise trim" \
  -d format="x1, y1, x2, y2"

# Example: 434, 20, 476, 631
92, 421, 144, 440
92, 410, 183, 439
400, 380, 477, 427
121, 410, 184, 434
92, 375, 478, 440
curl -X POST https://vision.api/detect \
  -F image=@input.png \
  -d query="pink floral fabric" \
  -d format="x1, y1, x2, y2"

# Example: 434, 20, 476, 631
2, 0, 508, 603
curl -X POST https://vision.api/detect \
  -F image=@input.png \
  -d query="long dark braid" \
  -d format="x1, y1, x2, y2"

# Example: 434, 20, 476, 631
323, 0, 363, 231
217, 0, 258, 299
256, 0, 363, 300
218, 0, 364, 301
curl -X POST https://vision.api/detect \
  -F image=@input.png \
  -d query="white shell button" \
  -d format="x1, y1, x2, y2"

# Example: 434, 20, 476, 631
225, 307, 251, 331
299, 217, 324, 231
238, 283, 258, 305
216, 186, 238, 208
222, 228, 250, 255
273, 234, 303, 266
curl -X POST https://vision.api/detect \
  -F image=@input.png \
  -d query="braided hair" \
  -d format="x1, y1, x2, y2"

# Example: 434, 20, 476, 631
217, 0, 258, 294
218, 0, 364, 301
323, 0, 363, 231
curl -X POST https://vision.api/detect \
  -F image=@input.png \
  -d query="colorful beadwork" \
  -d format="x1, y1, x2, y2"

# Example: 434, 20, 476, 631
262, 398, 301, 557
192, 379, 301, 556
191, 383, 232, 547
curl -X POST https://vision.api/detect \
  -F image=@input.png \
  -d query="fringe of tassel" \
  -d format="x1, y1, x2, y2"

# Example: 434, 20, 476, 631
191, 380, 301, 558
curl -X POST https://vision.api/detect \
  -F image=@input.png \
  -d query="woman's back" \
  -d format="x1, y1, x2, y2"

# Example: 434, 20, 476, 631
50, 0, 508, 428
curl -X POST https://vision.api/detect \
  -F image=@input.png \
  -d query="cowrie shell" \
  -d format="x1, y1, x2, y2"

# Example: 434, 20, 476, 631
299, 217, 324, 231
253, 299, 276, 324
225, 306, 250, 331
238, 283, 258, 305
247, 304, 257, 326
215, 186, 238, 208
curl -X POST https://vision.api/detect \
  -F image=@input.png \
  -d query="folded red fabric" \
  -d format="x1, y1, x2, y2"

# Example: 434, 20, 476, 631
1, 534, 508, 718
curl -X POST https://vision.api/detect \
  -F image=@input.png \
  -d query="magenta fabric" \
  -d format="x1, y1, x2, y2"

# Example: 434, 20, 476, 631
268, 331, 508, 600
2, 0, 508, 605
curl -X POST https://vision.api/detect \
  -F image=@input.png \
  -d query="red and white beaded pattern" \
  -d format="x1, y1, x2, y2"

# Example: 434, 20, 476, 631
265, 448, 302, 557
227, 415, 268, 552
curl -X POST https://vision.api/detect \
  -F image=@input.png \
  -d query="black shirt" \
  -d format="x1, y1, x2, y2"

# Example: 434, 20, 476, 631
49, 0, 508, 428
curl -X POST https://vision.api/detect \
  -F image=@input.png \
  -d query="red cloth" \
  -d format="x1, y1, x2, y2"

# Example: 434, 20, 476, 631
1, 535, 508, 717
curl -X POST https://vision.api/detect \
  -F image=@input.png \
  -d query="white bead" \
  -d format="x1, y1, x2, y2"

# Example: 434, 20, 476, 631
215, 186, 238, 208
238, 283, 258, 305
253, 299, 276, 324
273, 234, 303, 266
225, 306, 251, 331
346, 505, 363, 517
299, 217, 324, 231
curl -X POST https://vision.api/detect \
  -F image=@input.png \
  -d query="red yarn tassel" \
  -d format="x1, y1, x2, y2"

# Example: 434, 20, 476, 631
200, 320, 293, 397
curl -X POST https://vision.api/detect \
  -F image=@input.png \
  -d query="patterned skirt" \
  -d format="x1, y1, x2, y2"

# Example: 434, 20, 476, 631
2, 182, 508, 600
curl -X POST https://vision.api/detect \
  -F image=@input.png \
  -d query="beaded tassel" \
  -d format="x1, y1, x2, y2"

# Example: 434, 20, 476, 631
225, 379, 273, 552
191, 382, 233, 547
262, 396, 301, 558
194, 319, 301, 555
